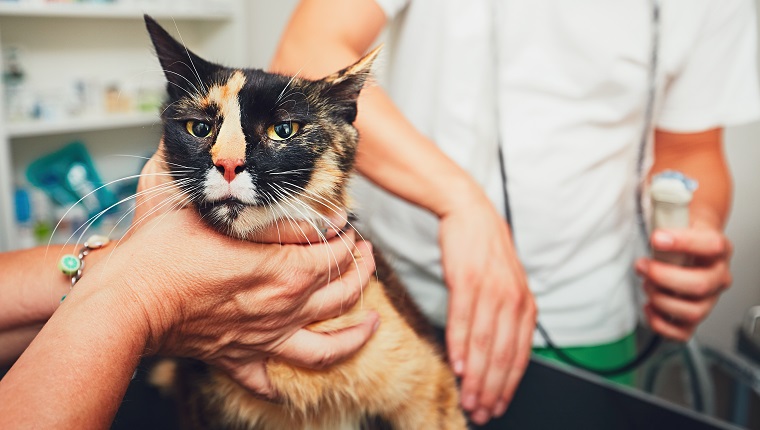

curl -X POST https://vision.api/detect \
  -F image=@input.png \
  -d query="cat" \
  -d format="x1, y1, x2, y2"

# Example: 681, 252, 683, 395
143, 15, 467, 430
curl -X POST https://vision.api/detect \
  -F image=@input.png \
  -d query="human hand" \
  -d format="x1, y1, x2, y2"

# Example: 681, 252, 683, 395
439, 194, 536, 425
118, 198, 376, 398
635, 221, 732, 342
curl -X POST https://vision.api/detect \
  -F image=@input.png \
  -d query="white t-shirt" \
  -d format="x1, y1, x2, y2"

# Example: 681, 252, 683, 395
354, 0, 760, 346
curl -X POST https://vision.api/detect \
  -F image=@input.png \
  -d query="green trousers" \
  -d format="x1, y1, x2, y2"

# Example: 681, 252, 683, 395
532, 331, 638, 386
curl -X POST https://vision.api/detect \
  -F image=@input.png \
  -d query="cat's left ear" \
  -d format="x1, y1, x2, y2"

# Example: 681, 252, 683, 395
322, 45, 382, 116
144, 15, 215, 99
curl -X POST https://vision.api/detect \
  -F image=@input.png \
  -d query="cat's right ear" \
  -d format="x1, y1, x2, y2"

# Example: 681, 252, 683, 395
144, 15, 213, 99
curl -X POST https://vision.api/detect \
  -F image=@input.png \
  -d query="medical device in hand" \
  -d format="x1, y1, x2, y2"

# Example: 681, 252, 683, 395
650, 171, 698, 265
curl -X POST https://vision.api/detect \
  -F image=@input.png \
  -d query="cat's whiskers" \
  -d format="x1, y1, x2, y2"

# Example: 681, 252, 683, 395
275, 182, 373, 309
45, 171, 193, 262
104, 178, 196, 240
98, 185, 204, 305
158, 68, 204, 99
267, 187, 341, 311
265, 168, 312, 176
267, 188, 319, 247
268, 183, 365, 306
280, 180, 373, 248
160, 98, 190, 117
67, 177, 195, 251
274, 66, 305, 105
259, 190, 286, 246
170, 17, 208, 94
274, 189, 366, 316
62, 176, 195, 302
109, 154, 200, 172
275, 93, 311, 118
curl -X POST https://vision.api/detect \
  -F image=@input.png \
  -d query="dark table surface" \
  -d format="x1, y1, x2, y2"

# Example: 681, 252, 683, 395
108, 356, 742, 430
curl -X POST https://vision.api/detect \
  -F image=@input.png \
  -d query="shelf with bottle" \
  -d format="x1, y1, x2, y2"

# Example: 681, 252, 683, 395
0, 0, 234, 20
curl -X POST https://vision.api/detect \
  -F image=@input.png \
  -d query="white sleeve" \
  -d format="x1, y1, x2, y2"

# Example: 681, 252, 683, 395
372, 0, 410, 20
657, 0, 760, 132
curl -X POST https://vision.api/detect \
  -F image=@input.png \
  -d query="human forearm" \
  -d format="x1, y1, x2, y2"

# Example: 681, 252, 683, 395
354, 87, 489, 217
0, 245, 69, 330
651, 128, 731, 229
0, 245, 110, 365
0, 271, 150, 429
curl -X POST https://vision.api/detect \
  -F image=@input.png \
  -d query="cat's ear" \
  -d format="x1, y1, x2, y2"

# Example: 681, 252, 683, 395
144, 15, 214, 99
322, 45, 382, 119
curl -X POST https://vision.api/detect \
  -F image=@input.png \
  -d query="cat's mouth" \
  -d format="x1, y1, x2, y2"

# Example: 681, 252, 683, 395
200, 197, 246, 210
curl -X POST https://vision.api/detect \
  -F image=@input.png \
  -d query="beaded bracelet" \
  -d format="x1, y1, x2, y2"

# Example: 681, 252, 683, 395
58, 235, 110, 302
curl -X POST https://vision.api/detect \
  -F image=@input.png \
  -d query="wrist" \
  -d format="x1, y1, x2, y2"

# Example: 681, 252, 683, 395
432, 175, 491, 219
68, 248, 164, 356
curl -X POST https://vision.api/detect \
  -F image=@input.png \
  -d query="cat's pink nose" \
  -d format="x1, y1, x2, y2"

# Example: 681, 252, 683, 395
215, 158, 245, 183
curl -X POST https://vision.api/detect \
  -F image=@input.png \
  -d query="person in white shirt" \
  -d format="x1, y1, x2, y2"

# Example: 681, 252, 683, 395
271, 0, 760, 425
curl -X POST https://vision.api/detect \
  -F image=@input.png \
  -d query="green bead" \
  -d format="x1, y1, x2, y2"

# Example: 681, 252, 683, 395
58, 254, 81, 276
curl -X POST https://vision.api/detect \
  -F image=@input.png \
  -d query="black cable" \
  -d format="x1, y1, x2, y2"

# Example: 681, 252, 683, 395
536, 321, 662, 377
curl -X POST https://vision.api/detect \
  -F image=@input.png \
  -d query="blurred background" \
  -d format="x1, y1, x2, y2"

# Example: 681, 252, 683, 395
0, 0, 758, 427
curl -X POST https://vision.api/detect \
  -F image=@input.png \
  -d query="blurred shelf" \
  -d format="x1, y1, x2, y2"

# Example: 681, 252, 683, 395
7, 111, 160, 138
0, 1, 233, 20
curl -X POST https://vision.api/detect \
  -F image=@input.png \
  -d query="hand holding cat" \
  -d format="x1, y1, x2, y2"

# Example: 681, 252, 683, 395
439, 193, 537, 425
635, 220, 732, 342
131, 148, 377, 397
119, 208, 378, 397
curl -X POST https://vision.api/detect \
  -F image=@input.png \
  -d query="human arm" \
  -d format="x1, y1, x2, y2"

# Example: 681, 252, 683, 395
0, 244, 79, 365
635, 128, 733, 341
0, 208, 377, 428
271, 0, 536, 423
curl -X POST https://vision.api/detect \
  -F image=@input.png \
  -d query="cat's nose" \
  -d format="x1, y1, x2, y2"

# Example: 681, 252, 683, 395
215, 158, 245, 183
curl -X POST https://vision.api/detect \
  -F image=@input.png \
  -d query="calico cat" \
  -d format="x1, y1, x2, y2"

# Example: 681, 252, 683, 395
143, 16, 466, 430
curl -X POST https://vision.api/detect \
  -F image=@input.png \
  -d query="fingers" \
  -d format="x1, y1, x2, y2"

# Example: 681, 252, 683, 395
458, 284, 498, 413
498, 307, 534, 413
219, 359, 277, 400
276, 229, 359, 291
651, 229, 732, 259
644, 282, 718, 324
645, 304, 699, 342
274, 311, 380, 369
468, 305, 514, 425
635, 258, 731, 298
251, 211, 349, 244
446, 283, 476, 378
301, 241, 376, 321
466, 287, 535, 425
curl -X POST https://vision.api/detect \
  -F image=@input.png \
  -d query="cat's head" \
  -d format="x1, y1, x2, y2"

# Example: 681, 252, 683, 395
144, 15, 378, 239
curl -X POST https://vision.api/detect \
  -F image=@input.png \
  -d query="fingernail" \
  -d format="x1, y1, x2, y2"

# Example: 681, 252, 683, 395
462, 393, 477, 410
653, 231, 674, 249
372, 318, 381, 333
472, 408, 490, 425
453, 360, 464, 375
493, 400, 508, 417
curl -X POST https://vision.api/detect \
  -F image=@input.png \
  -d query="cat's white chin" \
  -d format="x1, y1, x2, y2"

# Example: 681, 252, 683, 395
213, 200, 328, 242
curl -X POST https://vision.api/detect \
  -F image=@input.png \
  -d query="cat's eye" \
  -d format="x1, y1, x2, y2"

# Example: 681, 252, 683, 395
267, 122, 300, 141
186, 120, 212, 138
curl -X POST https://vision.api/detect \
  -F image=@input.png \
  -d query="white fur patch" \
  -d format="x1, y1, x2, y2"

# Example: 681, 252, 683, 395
202, 167, 257, 204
